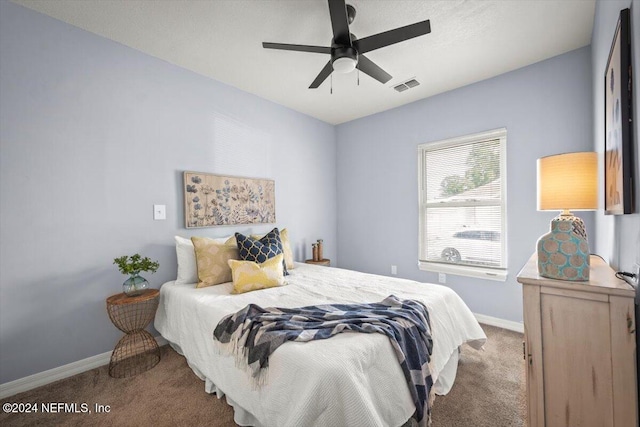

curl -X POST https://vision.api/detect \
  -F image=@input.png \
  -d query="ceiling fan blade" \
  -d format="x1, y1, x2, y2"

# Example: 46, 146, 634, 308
355, 19, 431, 53
357, 55, 392, 84
262, 42, 331, 54
309, 61, 334, 89
328, 0, 351, 46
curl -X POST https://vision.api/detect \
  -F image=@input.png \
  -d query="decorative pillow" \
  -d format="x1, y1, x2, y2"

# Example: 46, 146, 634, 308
235, 228, 288, 275
191, 236, 239, 288
228, 254, 286, 294
175, 235, 231, 284
251, 228, 295, 270
175, 236, 198, 284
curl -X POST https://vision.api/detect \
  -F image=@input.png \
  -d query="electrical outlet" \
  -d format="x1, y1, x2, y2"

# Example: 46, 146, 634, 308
438, 273, 446, 284
391, 265, 397, 275
620, 263, 640, 289
632, 263, 640, 288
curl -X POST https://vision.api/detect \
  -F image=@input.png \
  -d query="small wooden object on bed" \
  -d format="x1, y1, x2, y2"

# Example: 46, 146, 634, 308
517, 254, 637, 427
305, 259, 330, 266
106, 289, 161, 378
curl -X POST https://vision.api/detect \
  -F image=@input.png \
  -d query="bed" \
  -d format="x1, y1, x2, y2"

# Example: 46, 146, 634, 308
155, 262, 486, 427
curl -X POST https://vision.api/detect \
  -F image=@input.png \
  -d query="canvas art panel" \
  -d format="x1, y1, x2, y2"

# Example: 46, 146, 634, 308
184, 172, 276, 228
604, 8, 633, 215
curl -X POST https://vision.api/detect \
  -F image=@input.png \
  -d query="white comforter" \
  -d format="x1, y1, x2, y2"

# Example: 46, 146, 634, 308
155, 263, 486, 427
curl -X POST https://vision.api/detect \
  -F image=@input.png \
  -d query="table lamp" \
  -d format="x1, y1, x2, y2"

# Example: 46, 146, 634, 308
536, 152, 598, 281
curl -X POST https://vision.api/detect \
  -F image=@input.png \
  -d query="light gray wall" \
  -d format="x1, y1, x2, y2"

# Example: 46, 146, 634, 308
0, 1, 336, 384
591, 0, 640, 271
336, 47, 594, 323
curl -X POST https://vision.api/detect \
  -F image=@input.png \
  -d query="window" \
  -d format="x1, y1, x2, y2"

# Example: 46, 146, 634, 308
418, 128, 507, 281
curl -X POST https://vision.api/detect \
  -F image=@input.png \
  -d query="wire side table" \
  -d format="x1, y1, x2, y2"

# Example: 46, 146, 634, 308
106, 289, 161, 378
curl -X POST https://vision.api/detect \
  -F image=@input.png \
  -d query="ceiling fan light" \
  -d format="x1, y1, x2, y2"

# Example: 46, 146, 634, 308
332, 57, 357, 74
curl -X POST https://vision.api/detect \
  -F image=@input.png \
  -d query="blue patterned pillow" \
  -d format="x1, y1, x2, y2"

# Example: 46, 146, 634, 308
235, 228, 288, 276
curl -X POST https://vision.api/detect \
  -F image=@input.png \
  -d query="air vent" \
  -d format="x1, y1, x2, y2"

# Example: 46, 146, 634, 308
405, 79, 420, 88
392, 78, 420, 93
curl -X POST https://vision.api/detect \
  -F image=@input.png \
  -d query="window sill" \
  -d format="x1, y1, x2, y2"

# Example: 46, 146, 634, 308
418, 261, 508, 282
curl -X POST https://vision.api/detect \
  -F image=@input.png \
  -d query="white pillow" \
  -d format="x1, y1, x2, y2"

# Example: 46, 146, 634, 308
175, 235, 230, 285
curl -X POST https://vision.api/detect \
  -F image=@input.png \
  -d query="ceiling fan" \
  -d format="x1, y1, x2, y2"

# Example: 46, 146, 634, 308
262, 0, 431, 89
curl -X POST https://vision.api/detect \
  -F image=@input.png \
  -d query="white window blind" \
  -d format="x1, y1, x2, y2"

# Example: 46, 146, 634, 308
418, 128, 507, 280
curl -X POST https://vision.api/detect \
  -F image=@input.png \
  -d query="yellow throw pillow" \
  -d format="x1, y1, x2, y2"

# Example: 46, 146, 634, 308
251, 228, 295, 270
228, 253, 285, 294
192, 236, 239, 288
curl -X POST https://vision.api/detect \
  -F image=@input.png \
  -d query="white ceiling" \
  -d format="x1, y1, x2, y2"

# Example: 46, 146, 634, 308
14, 0, 595, 125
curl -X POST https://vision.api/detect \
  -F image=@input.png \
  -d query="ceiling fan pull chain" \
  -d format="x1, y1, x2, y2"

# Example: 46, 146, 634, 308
331, 73, 333, 94
358, 68, 360, 86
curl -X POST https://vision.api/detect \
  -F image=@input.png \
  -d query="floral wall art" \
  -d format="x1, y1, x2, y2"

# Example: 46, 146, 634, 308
184, 172, 276, 228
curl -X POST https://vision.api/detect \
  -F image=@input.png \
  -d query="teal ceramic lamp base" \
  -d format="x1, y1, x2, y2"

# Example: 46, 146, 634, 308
537, 214, 590, 281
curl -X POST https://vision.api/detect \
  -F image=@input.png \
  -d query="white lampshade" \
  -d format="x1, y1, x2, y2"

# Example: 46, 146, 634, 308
537, 152, 598, 211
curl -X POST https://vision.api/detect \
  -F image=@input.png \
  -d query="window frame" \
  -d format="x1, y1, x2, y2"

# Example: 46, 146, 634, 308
417, 128, 508, 281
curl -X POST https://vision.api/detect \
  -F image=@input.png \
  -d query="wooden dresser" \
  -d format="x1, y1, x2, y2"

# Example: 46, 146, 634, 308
517, 254, 638, 427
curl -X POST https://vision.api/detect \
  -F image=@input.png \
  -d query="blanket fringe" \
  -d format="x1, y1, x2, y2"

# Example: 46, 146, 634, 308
215, 326, 269, 389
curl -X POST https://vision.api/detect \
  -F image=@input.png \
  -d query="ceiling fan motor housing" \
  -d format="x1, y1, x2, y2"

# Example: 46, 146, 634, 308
331, 45, 358, 73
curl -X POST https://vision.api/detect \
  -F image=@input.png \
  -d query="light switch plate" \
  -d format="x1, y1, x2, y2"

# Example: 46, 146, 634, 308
153, 204, 166, 220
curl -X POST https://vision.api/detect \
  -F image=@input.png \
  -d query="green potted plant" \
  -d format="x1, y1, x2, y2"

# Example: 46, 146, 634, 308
113, 254, 160, 296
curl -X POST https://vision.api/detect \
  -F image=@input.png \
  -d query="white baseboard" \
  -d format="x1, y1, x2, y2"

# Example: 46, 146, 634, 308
474, 313, 524, 333
0, 336, 168, 400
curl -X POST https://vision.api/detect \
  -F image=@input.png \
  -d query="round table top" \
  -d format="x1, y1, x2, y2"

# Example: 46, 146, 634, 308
106, 288, 159, 306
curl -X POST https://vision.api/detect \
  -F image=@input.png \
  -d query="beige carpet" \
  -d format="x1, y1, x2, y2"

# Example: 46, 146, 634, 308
431, 325, 526, 427
0, 324, 525, 426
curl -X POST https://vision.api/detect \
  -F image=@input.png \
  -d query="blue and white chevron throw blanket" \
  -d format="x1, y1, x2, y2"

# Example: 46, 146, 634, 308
214, 295, 434, 426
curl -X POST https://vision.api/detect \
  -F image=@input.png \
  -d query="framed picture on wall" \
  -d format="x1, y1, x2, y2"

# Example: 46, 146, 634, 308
184, 171, 276, 228
604, 8, 633, 215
